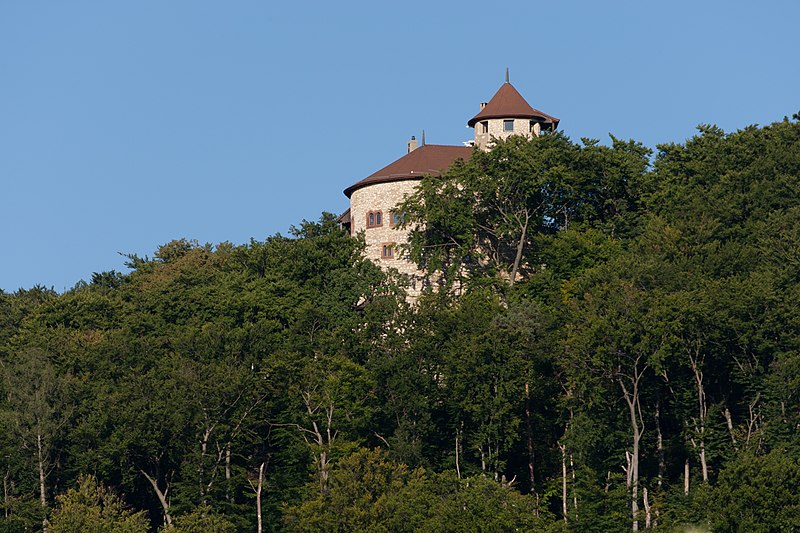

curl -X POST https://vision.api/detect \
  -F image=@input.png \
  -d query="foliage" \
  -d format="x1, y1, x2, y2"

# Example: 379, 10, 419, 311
49, 475, 148, 533
163, 504, 236, 533
709, 450, 800, 532
283, 448, 555, 532
3, 119, 800, 530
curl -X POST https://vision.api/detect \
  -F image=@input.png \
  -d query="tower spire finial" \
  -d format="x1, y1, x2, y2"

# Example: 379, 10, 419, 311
505, 67, 509, 83
421, 129, 426, 146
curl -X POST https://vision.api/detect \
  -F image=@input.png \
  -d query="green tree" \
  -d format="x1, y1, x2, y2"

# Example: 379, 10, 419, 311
710, 450, 800, 532
0, 347, 74, 530
49, 475, 148, 533
283, 448, 555, 532
564, 250, 672, 531
399, 133, 649, 289
163, 504, 235, 533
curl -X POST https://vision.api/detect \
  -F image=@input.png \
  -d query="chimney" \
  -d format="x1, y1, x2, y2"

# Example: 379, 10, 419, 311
480, 102, 488, 110
407, 135, 418, 153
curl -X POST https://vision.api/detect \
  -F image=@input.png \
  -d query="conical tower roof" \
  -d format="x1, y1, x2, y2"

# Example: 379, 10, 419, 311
467, 82, 559, 128
343, 144, 472, 198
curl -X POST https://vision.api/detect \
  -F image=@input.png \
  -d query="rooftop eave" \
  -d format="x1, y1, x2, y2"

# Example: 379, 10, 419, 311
467, 111, 560, 128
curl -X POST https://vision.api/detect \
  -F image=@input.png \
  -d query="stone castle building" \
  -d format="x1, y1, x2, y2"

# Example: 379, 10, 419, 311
339, 76, 559, 287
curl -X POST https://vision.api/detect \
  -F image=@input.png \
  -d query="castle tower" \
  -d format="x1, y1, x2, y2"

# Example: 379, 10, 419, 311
468, 74, 560, 150
340, 76, 559, 295
343, 141, 471, 291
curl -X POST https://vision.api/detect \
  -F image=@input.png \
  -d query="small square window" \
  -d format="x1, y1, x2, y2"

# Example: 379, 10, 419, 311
503, 120, 514, 132
381, 243, 395, 259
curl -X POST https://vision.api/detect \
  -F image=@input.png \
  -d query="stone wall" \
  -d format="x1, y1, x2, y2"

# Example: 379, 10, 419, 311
474, 118, 536, 150
349, 179, 425, 292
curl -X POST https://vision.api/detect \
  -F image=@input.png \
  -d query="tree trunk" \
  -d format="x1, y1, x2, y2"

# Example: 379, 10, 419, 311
199, 425, 212, 500
643, 487, 651, 530
618, 359, 646, 533
141, 469, 172, 527
298, 392, 337, 495
723, 405, 738, 449
524, 382, 538, 510
510, 215, 529, 285
655, 403, 665, 489
570, 452, 578, 519
3, 467, 8, 519
255, 462, 265, 533
559, 443, 568, 524
37, 432, 46, 508
684, 459, 690, 496
689, 348, 709, 483
38, 428, 49, 533
225, 444, 232, 502
455, 425, 462, 480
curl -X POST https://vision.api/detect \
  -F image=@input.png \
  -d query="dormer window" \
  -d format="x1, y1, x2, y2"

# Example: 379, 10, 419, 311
503, 120, 514, 132
367, 210, 383, 228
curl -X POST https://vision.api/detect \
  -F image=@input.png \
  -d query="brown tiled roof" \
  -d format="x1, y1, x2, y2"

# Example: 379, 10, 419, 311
467, 82, 559, 128
343, 144, 472, 198
336, 208, 351, 225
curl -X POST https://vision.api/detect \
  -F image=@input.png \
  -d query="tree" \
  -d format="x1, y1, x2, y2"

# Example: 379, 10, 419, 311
271, 352, 374, 496
49, 475, 148, 533
282, 448, 555, 532
564, 251, 670, 531
710, 450, 800, 533
0, 348, 73, 530
399, 133, 649, 289
163, 504, 235, 533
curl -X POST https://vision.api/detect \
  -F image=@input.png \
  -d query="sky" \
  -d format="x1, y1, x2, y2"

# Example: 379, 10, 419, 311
1, 1, 799, 292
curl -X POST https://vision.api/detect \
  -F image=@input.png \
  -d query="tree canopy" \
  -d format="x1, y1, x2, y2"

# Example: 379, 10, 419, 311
3, 116, 800, 531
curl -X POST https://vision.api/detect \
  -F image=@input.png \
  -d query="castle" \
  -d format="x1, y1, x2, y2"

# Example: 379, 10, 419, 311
339, 75, 559, 288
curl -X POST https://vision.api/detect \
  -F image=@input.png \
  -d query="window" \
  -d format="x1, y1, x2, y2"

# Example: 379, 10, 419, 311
366, 210, 383, 228
481, 121, 489, 134
390, 211, 404, 228
503, 120, 514, 132
381, 243, 395, 259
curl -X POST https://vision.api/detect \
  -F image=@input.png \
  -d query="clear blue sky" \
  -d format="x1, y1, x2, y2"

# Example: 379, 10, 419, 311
2, 1, 798, 292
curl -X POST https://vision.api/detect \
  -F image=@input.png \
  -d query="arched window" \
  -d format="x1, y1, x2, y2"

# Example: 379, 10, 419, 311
381, 243, 394, 259
366, 210, 383, 228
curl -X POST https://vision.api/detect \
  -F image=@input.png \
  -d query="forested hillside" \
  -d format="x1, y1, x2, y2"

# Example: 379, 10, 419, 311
3, 116, 800, 532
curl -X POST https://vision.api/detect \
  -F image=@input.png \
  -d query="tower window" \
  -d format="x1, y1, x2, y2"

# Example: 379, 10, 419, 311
381, 243, 395, 259
390, 211, 404, 228
503, 120, 514, 132
481, 121, 489, 134
367, 210, 383, 228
